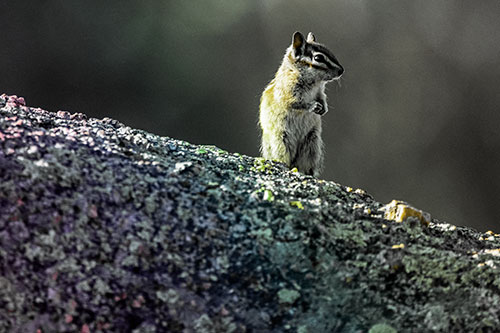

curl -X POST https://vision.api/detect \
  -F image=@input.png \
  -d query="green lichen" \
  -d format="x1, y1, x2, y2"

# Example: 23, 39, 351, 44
278, 288, 301, 304
297, 325, 309, 333
251, 227, 273, 244
368, 323, 397, 333
251, 157, 273, 173
156, 289, 179, 305
193, 314, 214, 333
251, 187, 275, 202
196, 148, 208, 154
262, 189, 274, 202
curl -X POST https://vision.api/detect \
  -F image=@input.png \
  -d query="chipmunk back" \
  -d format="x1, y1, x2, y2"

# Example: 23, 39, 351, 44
259, 31, 343, 176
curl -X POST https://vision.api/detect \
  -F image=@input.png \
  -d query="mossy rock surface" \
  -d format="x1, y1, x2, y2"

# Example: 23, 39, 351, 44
1, 94, 500, 332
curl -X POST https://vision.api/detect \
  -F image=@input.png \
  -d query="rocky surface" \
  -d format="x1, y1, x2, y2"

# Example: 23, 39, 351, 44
1, 93, 500, 332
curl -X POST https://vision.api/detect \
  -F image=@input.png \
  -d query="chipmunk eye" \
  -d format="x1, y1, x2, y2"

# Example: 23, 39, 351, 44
313, 54, 326, 63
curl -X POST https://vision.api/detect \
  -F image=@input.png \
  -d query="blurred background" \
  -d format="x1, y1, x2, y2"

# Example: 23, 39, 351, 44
2, 1, 500, 231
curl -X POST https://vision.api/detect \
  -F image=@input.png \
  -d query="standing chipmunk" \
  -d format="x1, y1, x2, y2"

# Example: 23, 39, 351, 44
259, 31, 343, 176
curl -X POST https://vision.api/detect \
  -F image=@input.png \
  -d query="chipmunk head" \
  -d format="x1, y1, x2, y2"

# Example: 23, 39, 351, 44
289, 31, 344, 82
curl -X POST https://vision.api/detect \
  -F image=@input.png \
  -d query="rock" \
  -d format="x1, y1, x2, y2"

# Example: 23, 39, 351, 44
381, 199, 431, 225
1, 93, 500, 332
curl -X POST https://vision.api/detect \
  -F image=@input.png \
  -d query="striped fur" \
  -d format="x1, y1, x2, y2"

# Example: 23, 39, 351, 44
259, 31, 343, 176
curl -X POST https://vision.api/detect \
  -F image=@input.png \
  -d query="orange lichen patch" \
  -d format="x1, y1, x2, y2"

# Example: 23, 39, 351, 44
479, 230, 500, 240
391, 243, 405, 249
433, 223, 456, 232
472, 248, 500, 269
380, 200, 431, 225
353, 203, 372, 215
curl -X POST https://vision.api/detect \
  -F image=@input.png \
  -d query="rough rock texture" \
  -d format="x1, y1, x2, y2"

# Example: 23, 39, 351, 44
1, 93, 500, 332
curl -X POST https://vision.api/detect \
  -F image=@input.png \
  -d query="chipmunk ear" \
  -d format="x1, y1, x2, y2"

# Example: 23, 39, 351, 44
307, 32, 316, 43
292, 31, 305, 57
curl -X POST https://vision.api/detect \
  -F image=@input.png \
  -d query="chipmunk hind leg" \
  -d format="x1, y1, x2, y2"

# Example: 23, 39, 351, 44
291, 126, 324, 176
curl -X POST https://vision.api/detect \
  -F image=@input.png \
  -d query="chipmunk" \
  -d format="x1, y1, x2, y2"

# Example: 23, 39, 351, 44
259, 31, 343, 176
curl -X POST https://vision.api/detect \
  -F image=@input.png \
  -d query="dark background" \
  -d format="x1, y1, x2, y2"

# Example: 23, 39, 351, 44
2, 1, 500, 231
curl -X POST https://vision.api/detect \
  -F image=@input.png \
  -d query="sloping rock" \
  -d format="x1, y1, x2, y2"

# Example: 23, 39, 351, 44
1, 93, 500, 332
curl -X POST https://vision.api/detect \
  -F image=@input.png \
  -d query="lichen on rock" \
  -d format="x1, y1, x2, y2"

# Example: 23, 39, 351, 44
2, 93, 500, 332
